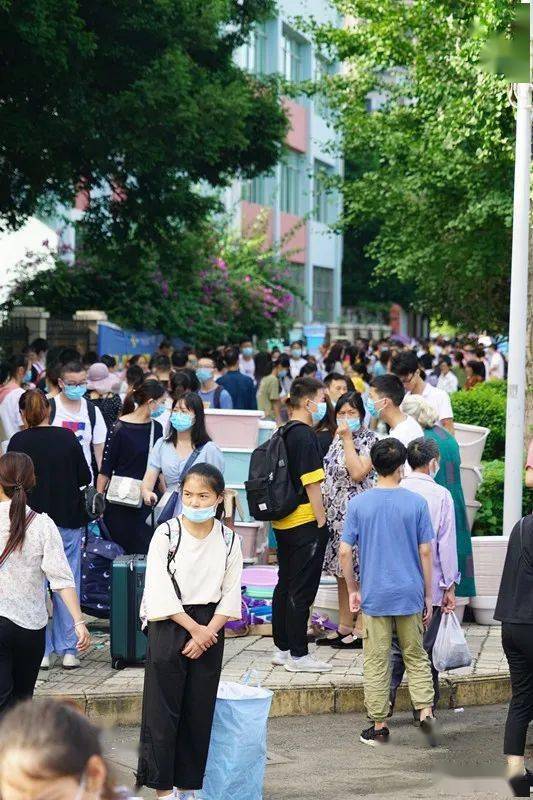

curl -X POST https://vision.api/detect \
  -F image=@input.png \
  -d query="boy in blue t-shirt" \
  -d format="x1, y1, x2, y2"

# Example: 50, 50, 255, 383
340, 437, 437, 747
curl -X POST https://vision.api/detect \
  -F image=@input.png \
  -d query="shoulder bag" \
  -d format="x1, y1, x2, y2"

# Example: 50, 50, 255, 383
106, 422, 155, 508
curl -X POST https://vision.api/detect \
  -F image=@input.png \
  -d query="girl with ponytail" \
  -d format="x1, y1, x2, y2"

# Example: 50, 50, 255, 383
0, 452, 90, 712
96, 380, 165, 555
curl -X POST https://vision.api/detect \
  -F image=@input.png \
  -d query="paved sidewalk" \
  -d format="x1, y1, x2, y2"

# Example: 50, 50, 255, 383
35, 621, 510, 724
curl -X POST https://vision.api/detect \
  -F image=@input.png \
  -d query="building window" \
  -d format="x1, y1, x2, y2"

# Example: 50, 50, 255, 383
243, 22, 268, 75
314, 56, 333, 117
242, 173, 271, 206
313, 160, 335, 225
289, 263, 306, 322
280, 151, 306, 216
282, 30, 304, 83
313, 266, 334, 322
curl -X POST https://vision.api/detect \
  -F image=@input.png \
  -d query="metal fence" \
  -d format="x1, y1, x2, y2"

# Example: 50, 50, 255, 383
46, 318, 97, 355
0, 319, 29, 359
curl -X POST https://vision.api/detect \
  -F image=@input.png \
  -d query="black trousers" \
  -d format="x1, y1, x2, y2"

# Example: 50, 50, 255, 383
273, 521, 329, 658
502, 622, 533, 756
137, 604, 224, 791
0, 617, 46, 715
390, 607, 442, 711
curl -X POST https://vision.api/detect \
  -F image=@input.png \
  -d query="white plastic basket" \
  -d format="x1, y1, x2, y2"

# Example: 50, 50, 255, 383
454, 423, 490, 467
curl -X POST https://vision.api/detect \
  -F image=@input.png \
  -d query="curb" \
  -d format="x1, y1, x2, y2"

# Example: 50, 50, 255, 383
45, 673, 511, 727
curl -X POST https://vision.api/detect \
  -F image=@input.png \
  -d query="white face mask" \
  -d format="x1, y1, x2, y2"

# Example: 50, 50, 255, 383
429, 459, 440, 479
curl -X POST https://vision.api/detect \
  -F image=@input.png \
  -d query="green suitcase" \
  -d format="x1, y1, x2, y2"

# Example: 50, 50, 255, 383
110, 555, 147, 669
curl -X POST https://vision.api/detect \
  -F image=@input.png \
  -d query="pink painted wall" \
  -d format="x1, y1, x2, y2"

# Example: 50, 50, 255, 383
280, 212, 306, 264
241, 201, 274, 247
283, 98, 307, 153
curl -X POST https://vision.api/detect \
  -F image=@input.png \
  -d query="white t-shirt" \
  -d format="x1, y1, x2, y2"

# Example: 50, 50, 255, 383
289, 357, 308, 380
143, 518, 243, 621
51, 395, 107, 478
489, 351, 505, 380
239, 355, 255, 381
437, 371, 458, 395
389, 414, 424, 449
422, 382, 453, 422
0, 387, 25, 452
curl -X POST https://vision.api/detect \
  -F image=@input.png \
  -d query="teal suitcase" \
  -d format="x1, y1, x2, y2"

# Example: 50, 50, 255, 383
110, 555, 147, 669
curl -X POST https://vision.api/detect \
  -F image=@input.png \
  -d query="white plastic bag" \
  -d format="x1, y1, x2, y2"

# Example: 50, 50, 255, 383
432, 611, 472, 672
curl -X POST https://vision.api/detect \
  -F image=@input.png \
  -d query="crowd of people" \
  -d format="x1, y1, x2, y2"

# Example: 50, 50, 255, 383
0, 330, 530, 799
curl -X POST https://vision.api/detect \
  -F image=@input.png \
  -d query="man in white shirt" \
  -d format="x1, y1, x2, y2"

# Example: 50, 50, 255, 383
436, 357, 458, 395
392, 351, 454, 435
238, 339, 256, 381
289, 341, 308, 380
368, 375, 424, 451
486, 343, 505, 380
51, 361, 107, 479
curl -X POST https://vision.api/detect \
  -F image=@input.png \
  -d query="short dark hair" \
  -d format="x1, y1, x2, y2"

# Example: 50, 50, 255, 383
100, 354, 116, 369
159, 338, 171, 350
299, 362, 317, 377
171, 350, 188, 368
288, 376, 324, 407
224, 347, 240, 368
126, 364, 144, 389
391, 350, 419, 377
335, 390, 365, 421
324, 372, 349, 388
467, 359, 485, 378
371, 374, 405, 407
60, 361, 85, 378
240, 338, 252, 347
370, 437, 407, 476
407, 437, 440, 470
439, 355, 452, 367
151, 354, 170, 371
29, 338, 48, 355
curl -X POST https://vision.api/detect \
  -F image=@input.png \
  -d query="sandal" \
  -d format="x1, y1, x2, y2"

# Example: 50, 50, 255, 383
316, 632, 362, 649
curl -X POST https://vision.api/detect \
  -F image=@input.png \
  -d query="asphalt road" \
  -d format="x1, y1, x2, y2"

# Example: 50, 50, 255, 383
103, 704, 531, 799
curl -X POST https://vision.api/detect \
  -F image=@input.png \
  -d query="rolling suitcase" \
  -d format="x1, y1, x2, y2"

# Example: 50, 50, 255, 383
110, 555, 147, 669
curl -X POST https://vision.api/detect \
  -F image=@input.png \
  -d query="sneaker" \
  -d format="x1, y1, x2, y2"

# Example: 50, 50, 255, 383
62, 654, 80, 670
509, 768, 533, 798
176, 792, 195, 800
360, 725, 390, 747
40, 656, 50, 670
271, 649, 290, 666
284, 654, 332, 673
420, 715, 438, 747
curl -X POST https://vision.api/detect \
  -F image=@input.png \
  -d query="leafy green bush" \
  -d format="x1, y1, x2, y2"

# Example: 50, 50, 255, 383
472, 459, 533, 536
451, 382, 507, 459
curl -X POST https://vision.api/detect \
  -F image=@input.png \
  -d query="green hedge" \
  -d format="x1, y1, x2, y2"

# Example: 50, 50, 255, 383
472, 459, 533, 536
451, 381, 506, 460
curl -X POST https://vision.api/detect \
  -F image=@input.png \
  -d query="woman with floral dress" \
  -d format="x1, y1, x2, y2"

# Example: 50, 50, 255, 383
319, 391, 377, 649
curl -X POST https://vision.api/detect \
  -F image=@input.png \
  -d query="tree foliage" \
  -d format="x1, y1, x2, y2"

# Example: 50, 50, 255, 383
2, 216, 298, 349
0, 0, 287, 246
314, 0, 516, 331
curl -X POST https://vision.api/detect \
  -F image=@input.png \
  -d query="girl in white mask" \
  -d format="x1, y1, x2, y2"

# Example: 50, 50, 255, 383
138, 464, 243, 799
0, 698, 139, 800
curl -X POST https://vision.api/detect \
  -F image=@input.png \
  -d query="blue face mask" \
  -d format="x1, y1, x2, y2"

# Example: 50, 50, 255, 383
196, 368, 213, 383
242, 347, 253, 358
150, 404, 165, 419
23, 369, 32, 384
346, 418, 361, 433
63, 384, 87, 401
170, 411, 194, 432
366, 398, 381, 419
291, 349, 302, 359
182, 503, 217, 523
278, 369, 287, 379
310, 401, 327, 424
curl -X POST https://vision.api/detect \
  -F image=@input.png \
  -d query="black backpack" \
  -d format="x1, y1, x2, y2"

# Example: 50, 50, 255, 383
245, 421, 302, 522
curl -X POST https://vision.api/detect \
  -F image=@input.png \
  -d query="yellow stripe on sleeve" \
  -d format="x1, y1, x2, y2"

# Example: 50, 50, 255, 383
300, 468, 325, 486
